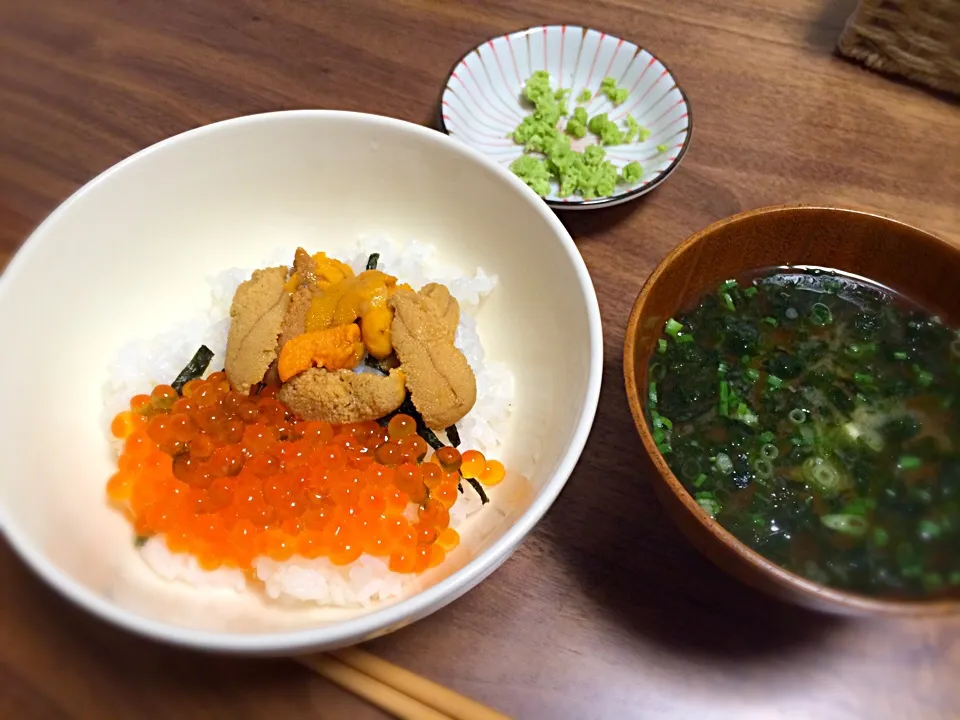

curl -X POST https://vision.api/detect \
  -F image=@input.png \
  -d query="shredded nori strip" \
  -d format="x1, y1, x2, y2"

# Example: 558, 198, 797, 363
464, 477, 489, 505
366, 253, 380, 270
445, 424, 461, 448
171, 345, 214, 394
134, 535, 150, 548
378, 394, 487, 503
379, 395, 445, 450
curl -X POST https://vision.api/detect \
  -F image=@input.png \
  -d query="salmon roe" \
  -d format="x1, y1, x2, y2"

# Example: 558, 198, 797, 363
107, 382, 507, 574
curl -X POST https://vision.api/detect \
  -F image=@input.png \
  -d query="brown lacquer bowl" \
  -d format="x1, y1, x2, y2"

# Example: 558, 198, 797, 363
624, 205, 960, 616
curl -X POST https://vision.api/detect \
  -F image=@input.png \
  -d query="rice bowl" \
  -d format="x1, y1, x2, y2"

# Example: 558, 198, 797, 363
0, 110, 602, 654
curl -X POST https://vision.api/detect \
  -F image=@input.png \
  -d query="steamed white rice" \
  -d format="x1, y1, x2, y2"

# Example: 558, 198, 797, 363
105, 237, 514, 607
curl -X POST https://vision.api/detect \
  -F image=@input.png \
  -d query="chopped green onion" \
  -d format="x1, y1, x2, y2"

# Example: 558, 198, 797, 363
853, 372, 873, 386
719, 380, 730, 416
821, 513, 868, 537
660, 415, 673, 430
657, 442, 672, 455
718, 279, 738, 292
693, 473, 708, 487
721, 292, 735, 311
695, 491, 721, 518
898, 455, 921, 470
788, 408, 806, 424
648, 381, 658, 406
759, 431, 775, 443
665, 318, 683, 336
767, 375, 783, 389
745, 368, 760, 383
677, 334, 694, 344
753, 458, 774, 479
657, 338, 667, 354
893, 351, 908, 360
714, 453, 734, 475
653, 428, 666, 443
760, 443, 779, 460
743, 287, 758, 298
651, 412, 663, 429
810, 302, 833, 325
913, 364, 933, 387
717, 361, 728, 377
918, 518, 941, 540
680, 459, 701, 479
873, 527, 889, 547
762, 316, 778, 327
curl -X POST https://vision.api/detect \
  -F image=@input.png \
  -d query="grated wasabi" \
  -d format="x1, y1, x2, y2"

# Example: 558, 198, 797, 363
620, 161, 643, 184
508, 72, 654, 198
565, 106, 589, 139
600, 76, 629, 106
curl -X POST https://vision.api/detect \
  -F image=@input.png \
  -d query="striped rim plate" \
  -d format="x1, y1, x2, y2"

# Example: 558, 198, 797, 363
438, 25, 693, 210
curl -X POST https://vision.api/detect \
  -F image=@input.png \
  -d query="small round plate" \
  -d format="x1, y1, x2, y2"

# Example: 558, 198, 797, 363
438, 25, 692, 210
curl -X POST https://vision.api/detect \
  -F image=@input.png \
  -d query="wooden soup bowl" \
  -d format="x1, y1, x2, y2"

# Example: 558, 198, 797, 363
624, 205, 960, 616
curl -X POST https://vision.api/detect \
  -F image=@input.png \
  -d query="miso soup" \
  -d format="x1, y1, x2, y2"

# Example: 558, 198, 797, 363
647, 268, 960, 599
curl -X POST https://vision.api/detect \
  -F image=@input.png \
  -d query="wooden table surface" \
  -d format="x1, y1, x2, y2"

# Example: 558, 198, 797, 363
2, 1, 959, 718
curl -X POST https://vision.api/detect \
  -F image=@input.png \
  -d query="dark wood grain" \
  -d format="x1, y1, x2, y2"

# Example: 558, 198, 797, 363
1, 1, 958, 718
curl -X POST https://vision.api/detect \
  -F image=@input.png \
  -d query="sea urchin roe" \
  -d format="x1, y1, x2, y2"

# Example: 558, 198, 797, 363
107, 388, 506, 575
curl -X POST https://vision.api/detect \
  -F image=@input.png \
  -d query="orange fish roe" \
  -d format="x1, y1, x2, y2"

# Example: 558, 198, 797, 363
107, 379, 506, 575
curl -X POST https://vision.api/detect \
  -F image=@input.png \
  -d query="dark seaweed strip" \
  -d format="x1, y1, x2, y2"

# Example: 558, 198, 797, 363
366, 253, 380, 270
379, 394, 487, 503
171, 345, 214, 394
134, 535, 150, 548
392, 395, 444, 450
464, 477, 490, 505
446, 424, 461, 448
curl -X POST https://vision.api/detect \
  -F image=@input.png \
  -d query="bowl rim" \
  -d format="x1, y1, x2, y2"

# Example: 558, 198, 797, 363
623, 203, 960, 616
0, 109, 605, 653
435, 23, 694, 211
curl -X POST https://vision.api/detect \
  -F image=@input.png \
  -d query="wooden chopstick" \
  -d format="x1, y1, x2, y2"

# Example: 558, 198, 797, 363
298, 647, 510, 720
298, 654, 452, 720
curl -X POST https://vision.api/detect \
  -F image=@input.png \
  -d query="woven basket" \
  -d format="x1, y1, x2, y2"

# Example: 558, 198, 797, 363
837, 0, 960, 95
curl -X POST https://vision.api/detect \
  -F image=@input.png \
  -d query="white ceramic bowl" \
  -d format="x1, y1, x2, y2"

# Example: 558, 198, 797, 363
439, 25, 692, 209
0, 111, 603, 655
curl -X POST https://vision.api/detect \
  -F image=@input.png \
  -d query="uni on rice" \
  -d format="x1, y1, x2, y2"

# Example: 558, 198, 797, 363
103, 238, 515, 607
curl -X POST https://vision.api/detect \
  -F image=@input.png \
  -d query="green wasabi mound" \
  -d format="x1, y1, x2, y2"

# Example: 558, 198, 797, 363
507, 72, 655, 198
509, 155, 553, 196
600, 76, 629, 106
620, 161, 643, 184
